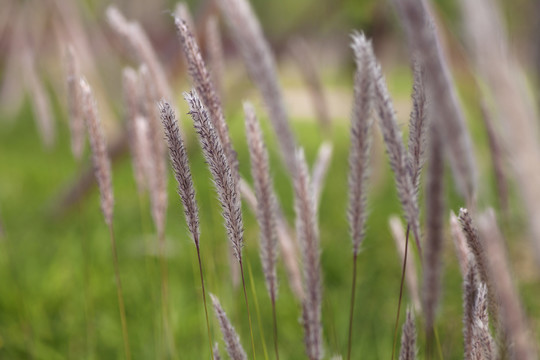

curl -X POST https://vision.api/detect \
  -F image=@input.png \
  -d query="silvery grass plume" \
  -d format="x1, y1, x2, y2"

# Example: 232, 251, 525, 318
139, 65, 168, 238
463, 259, 479, 360
460, 0, 540, 264
391, 0, 477, 202
349, 32, 374, 257
450, 210, 470, 277
288, 38, 331, 131
365, 37, 422, 257
210, 294, 247, 360
213, 343, 222, 360
244, 102, 278, 301
65, 44, 85, 160
422, 128, 445, 333
294, 149, 323, 360
239, 178, 304, 300
205, 15, 225, 99
174, 2, 196, 40
312, 142, 333, 209
217, 0, 297, 174
106, 6, 171, 100
23, 46, 55, 148
407, 61, 427, 195
184, 90, 244, 261
122, 67, 147, 194
134, 115, 152, 195
389, 216, 421, 313
159, 100, 200, 246
479, 102, 509, 216
79, 77, 114, 225
399, 309, 417, 360
478, 210, 538, 360
470, 284, 496, 360
175, 18, 238, 179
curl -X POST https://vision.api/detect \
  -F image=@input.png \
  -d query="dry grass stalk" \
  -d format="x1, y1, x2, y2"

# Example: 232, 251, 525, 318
368, 40, 422, 257
389, 216, 421, 314
184, 90, 243, 260
407, 61, 427, 195
79, 78, 114, 226
463, 259, 479, 360
479, 102, 509, 216
175, 18, 238, 179
470, 284, 496, 359
106, 6, 171, 100
139, 65, 168, 238
244, 102, 280, 358
422, 128, 445, 333
65, 44, 85, 159
23, 46, 55, 148
312, 142, 333, 208
461, 0, 540, 266
449, 210, 470, 277
239, 178, 304, 300
288, 38, 331, 131
294, 149, 323, 360
244, 102, 278, 301
122, 67, 147, 194
399, 309, 417, 360
216, 0, 297, 174
205, 15, 225, 99
210, 294, 248, 360
478, 210, 538, 360
391, 0, 477, 202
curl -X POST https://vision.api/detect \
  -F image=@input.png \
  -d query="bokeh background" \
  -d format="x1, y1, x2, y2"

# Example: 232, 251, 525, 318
0, 0, 539, 358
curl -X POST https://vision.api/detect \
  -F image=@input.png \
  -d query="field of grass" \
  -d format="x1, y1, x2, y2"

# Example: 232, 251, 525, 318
0, 67, 539, 360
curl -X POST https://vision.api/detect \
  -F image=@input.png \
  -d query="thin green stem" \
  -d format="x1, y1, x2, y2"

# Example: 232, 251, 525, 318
347, 253, 358, 360
239, 258, 257, 360
158, 231, 177, 359
271, 297, 279, 360
247, 261, 268, 360
108, 223, 131, 360
196, 244, 214, 360
391, 224, 410, 360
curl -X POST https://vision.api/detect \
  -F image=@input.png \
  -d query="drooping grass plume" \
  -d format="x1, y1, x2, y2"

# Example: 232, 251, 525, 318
391, 0, 477, 202
205, 15, 225, 99
294, 149, 323, 360
347, 32, 374, 360
79, 78, 114, 226
288, 37, 331, 131
243, 102, 279, 358
65, 44, 85, 160
106, 6, 171, 100
122, 67, 147, 194
184, 90, 256, 359
422, 128, 445, 336
239, 178, 304, 301
366, 38, 422, 257
407, 60, 427, 195
449, 211, 470, 277
216, 0, 297, 174
80, 77, 130, 360
477, 210, 538, 360
312, 142, 333, 209
211, 294, 248, 360
389, 217, 421, 314
23, 46, 55, 148
463, 259, 478, 360
399, 309, 417, 360
479, 101, 509, 217
159, 100, 214, 359
470, 283, 495, 360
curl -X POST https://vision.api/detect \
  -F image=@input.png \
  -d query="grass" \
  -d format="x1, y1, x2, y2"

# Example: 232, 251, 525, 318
0, 73, 539, 358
